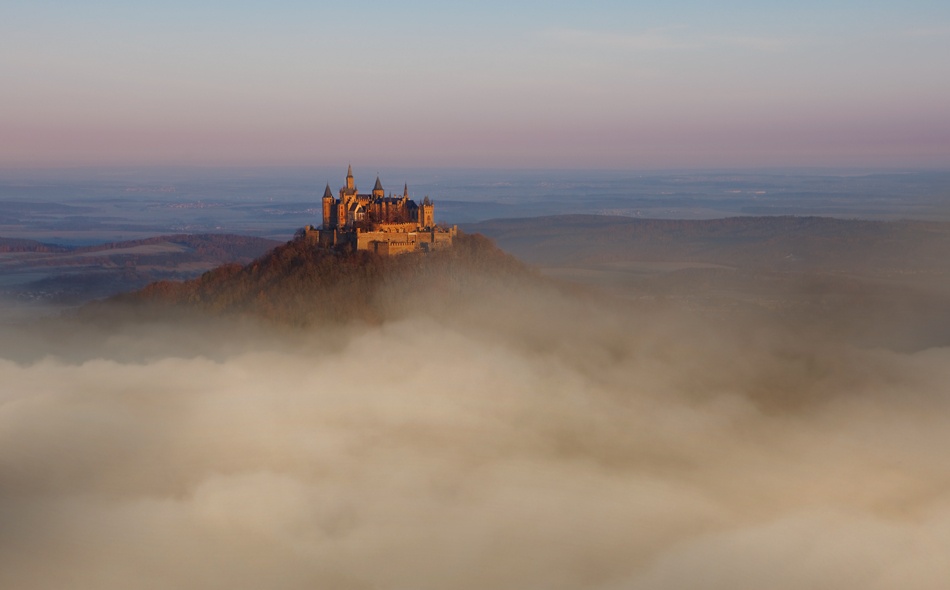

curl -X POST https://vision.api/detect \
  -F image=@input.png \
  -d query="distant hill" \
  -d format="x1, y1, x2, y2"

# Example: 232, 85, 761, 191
0, 237, 68, 253
72, 233, 281, 259
66, 216, 950, 350
466, 214, 950, 276
97, 233, 532, 326
0, 233, 281, 304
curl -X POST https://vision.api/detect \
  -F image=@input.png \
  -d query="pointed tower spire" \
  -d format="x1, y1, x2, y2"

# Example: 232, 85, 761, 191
403, 183, 409, 198
345, 164, 355, 192
374, 176, 383, 191
323, 183, 333, 199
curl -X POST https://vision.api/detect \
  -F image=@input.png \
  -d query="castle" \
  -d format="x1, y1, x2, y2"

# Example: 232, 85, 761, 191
305, 165, 456, 255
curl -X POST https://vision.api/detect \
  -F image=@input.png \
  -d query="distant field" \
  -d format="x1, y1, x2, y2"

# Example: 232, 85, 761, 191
55, 243, 192, 258
466, 215, 950, 273
541, 261, 737, 292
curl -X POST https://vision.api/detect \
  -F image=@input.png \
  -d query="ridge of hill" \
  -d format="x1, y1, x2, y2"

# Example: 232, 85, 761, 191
98, 232, 532, 326
467, 214, 950, 275
0, 237, 69, 253
0, 233, 282, 305
59, 216, 950, 350
1, 233, 281, 261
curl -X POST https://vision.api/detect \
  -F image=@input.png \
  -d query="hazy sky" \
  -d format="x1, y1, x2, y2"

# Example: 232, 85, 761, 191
3, 0, 949, 169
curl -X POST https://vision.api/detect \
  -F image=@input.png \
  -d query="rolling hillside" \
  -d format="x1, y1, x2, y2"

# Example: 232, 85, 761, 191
0, 233, 281, 304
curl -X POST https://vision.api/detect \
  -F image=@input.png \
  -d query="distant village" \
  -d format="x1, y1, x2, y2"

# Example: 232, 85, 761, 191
304, 166, 456, 255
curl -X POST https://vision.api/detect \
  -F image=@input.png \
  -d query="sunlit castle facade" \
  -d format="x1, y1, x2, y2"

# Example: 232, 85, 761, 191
305, 166, 456, 255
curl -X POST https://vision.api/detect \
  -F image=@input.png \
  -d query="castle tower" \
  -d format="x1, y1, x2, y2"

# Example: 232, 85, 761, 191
372, 175, 384, 199
345, 164, 355, 192
321, 183, 334, 229
419, 196, 434, 228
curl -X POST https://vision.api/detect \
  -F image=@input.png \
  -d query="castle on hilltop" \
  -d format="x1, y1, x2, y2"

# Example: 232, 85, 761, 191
305, 165, 456, 255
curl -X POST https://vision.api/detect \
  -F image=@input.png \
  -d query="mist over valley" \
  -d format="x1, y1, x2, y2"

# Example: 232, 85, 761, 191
2, 168, 950, 588
5, 0, 949, 583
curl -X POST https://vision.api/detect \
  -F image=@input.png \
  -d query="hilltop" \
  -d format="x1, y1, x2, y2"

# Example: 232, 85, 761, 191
46, 214, 950, 350
96, 232, 532, 326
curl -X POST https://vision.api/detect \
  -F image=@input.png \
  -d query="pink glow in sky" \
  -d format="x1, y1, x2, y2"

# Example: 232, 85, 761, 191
2, 1, 949, 169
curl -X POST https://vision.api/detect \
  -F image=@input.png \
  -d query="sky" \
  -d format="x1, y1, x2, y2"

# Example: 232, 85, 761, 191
2, 0, 949, 170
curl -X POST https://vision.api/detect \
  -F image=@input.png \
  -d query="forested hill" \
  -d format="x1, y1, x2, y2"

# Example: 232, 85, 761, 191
98, 233, 533, 326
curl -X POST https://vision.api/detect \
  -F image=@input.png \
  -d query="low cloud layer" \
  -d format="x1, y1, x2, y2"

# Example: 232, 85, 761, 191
2, 285, 950, 589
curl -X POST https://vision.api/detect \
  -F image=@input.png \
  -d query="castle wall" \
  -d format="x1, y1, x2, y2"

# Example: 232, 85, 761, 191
356, 231, 390, 250
374, 240, 418, 256
373, 222, 421, 233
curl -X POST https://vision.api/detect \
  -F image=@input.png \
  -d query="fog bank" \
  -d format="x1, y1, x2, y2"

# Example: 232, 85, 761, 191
2, 285, 950, 589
